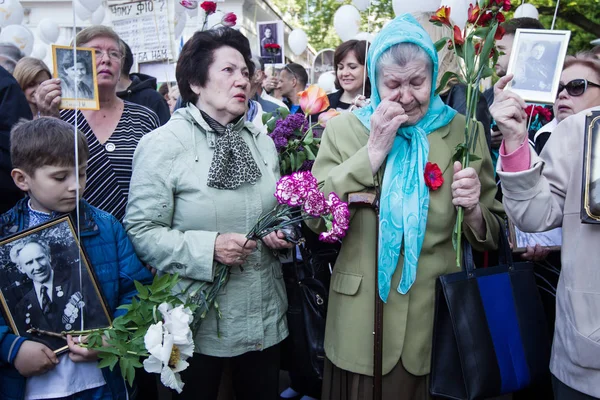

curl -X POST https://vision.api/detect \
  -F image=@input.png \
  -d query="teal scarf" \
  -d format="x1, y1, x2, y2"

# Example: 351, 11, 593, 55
354, 14, 456, 301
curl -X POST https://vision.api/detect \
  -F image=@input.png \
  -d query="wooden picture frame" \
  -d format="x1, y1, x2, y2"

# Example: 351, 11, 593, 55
505, 29, 571, 104
0, 216, 111, 353
507, 219, 562, 253
581, 110, 600, 223
52, 45, 100, 110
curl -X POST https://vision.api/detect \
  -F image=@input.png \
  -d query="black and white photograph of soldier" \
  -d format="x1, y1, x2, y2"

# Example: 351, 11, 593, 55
511, 40, 561, 92
258, 21, 284, 64
55, 47, 95, 100
0, 221, 110, 352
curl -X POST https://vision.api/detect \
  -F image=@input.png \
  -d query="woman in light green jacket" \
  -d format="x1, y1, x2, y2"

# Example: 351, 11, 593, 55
124, 28, 292, 399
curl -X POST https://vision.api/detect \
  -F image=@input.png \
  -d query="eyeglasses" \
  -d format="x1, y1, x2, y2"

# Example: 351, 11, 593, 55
284, 65, 297, 81
557, 79, 600, 97
93, 49, 123, 62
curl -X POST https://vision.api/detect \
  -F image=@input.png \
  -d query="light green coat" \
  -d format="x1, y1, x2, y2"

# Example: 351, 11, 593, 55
310, 112, 503, 377
124, 104, 288, 357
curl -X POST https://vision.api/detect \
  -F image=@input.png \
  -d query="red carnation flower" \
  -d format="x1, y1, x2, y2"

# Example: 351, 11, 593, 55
200, 1, 217, 14
424, 162, 444, 191
222, 12, 237, 27
503, 0, 511, 11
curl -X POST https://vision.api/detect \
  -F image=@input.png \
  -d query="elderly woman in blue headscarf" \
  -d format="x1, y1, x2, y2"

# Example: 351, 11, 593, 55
309, 14, 503, 400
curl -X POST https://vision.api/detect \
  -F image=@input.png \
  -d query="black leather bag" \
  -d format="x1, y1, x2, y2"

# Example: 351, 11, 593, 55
430, 223, 552, 400
281, 225, 338, 382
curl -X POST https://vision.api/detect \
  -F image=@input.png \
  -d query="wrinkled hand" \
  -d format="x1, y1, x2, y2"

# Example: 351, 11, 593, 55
367, 94, 409, 174
452, 161, 481, 213
214, 233, 257, 266
262, 231, 294, 250
67, 335, 99, 363
521, 244, 550, 262
14, 340, 59, 377
35, 79, 62, 117
263, 76, 279, 93
489, 75, 529, 153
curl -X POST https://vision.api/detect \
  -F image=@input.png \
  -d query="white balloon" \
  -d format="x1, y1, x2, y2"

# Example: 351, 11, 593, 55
74, 1, 93, 20
354, 31, 375, 42
37, 18, 60, 44
317, 71, 337, 93
0, 24, 34, 56
514, 3, 539, 19
352, 0, 371, 11
174, 12, 187, 38
0, 0, 24, 28
333, 5, 361, 42
439, 0, 469, 28
78, 0, 102, 13
392, 0, 440, 17
288, 29, 308, 56
90, 6, 106, 25
31, 43, 47, 60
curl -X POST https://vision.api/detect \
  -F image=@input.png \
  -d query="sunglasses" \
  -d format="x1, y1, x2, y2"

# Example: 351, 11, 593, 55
557, 79, 600, 97
284, 65, 297, 81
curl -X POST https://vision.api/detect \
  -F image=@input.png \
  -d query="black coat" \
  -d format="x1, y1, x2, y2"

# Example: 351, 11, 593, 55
116, 73, 169, 126
0, 66, 31, 214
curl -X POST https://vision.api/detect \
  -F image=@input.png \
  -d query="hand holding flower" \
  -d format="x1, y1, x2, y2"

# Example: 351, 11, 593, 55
262, 231, 294, 250
67, 334, 100, 362
451, 161, 485, 237
214, 233, 257, 266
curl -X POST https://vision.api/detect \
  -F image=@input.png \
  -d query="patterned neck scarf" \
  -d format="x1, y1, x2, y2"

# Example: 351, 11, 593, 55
201, 110, 262, 190
353, 14, 457, 301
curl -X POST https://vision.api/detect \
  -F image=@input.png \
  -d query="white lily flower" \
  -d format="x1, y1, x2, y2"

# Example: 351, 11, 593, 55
143, 321, 195, 394
158, 303, 194, 343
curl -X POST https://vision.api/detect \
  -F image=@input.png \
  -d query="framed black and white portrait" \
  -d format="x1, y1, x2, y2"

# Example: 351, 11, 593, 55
505, 29, 571, 104
0, 217, 111, 353
257, 21, 284, 65
581, 111, 600, 223
507, 220, 562, 253
52, 45, 100, 110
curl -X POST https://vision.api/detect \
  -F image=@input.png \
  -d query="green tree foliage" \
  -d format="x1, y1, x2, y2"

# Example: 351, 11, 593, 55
270, 0, 599, 54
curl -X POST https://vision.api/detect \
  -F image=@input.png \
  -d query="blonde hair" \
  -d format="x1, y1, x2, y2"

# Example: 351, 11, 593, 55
411, 12, 460, 94
563, 52, 600, 82
73, 25, 125, 56
13, 57, 51, 92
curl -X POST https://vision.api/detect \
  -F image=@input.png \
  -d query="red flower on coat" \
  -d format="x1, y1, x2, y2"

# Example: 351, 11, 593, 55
424, 162, 444, 191
200, 1, 217, 14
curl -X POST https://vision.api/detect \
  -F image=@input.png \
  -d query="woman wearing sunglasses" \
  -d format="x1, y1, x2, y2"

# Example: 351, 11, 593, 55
491, 51, 600, 400
533, 53, 600, 153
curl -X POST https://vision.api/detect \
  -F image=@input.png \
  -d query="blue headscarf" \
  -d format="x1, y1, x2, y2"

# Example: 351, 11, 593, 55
354, 14, 457, 301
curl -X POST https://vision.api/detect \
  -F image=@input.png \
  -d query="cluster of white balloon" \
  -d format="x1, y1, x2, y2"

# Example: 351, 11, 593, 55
333, 0, 540, 42
0, 0, 106, 61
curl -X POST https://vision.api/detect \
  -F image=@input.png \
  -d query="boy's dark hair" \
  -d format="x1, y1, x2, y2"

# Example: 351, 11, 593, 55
284, 63, 309, 88
11, 117, 89, 176
177, 27, 255, 104
121, 40, 134, 77
502, 17, 545, 36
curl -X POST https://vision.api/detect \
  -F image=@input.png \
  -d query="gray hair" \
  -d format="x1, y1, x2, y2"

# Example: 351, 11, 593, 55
375, 43, 432, 84
251, 54, 264, 72
0, 42, 24, 74
9, 237, 51, 266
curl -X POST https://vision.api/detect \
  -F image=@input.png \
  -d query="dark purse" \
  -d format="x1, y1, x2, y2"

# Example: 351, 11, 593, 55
429, 219, 552, 400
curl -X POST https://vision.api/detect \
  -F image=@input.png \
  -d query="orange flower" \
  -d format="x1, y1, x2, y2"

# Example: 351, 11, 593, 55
298, 85, 330, 115
430, 6, 452, 26
453, 25, 465, 46
467, 4, 480, 23
318, 108, 341, 128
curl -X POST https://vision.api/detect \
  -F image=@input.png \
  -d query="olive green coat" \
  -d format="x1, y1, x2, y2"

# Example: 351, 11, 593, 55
310, 112, 503, 377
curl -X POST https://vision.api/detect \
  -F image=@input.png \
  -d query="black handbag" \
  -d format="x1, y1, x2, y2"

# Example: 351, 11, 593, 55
281, 224, 339, 383
430, 220, 552, 400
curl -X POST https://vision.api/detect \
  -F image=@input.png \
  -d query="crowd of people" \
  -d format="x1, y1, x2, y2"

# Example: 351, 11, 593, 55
0, 9, 599, 400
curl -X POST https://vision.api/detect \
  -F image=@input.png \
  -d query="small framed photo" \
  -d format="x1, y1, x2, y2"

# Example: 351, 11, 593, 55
507, 220, 562, 253
257, 21, 285, 66
581, 111, 600, 223
0, 217, 111, 353
52, 45, 100, 110
505, 29, 571, 104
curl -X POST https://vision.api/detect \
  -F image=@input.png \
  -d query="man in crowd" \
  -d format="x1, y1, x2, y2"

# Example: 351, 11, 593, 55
250, 55, 285, 113
278, 63, 308, 113
116, 41, 170, 125
0, 43, 23, 74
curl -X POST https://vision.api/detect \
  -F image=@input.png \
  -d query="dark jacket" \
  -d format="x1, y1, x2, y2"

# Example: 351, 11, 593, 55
0, 198, 153, 400
440, 83, 492, 153
252, 93, 280, 113
0, 66, 31, 214
116, 73, 170, 126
